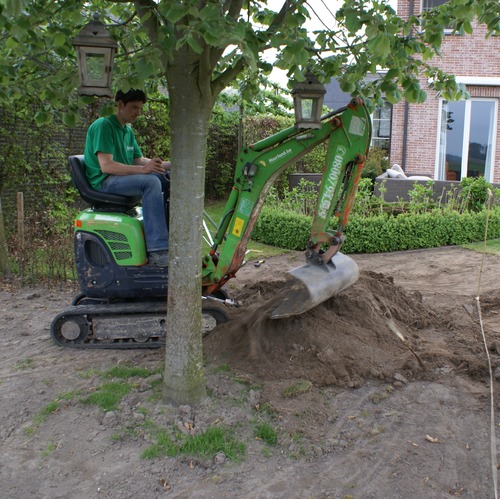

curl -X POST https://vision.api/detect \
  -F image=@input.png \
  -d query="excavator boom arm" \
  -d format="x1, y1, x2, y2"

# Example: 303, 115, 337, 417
201, 98, 372, 296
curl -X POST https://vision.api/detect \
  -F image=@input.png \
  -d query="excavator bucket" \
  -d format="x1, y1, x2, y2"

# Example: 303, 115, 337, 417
270, 252, 359, 319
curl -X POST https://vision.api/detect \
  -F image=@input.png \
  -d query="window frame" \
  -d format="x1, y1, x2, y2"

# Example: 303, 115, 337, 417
419, 0, 453, 34
371, 101, 392, 153
421, 0, 448, 11
435, 97, 498, 182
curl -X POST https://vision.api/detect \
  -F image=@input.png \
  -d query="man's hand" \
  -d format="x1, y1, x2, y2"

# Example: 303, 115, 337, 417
99, 154, 170, 176
142, 157, 165, 174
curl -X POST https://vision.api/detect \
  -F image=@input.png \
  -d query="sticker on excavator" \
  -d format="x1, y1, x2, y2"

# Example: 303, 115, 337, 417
232, 217, 245, 237
318, 145, 346, 219
94, 214, 123, 222
349, 116, 366, 137
268, 147, 292, 164
238, 198, 253, 217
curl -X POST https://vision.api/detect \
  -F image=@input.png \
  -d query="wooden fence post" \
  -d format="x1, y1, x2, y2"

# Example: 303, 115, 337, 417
0, 196, 9, 274
17, 192, 24, 247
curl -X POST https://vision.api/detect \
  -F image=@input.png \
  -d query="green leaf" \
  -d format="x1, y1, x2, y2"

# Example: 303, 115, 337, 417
455, 5, 475, 21
15, 16, 32, 30
34, 110, 51, 126
53, 33, 66, 47
62, 111, 77, 128
6, 37, 18, 49
188, 5, 199, 17
187, 36, 203, 54
203, 29, 220, 46
136, 58, 156, 78
340, 80, 356, 93
367, 33, 391, 58
287, 39, 306, 56
414, 89, 427, 103
0, 0, 28, 16
403, 86, 427, 103
385, 68, 400, 80
380, 80, 398, 93
462, 20, 473, 34
100, 102, 115, 117
345, 12, 362, 33
164, 4, 191, 23
385, 89, 403, 104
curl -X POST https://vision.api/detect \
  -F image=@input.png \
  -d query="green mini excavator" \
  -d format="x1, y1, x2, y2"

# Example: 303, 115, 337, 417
51, 98, 372, 348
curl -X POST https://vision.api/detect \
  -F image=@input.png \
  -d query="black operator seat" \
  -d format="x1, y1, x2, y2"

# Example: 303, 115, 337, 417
68, 155, 141, 213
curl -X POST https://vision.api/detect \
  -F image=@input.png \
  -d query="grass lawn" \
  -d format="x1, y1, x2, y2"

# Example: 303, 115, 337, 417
463, 238, 500, 256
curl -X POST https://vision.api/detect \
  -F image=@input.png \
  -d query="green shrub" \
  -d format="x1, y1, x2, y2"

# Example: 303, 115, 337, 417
252, 174, 500, 255
407, 181, 435, 214
266, 178, 319, 217
134, 97, 171, 160
252, 208, 311, 250
362, 146, 390, 181
459, 176, 494, 212
352, 178, 375, 218
205, 104, 240, 198
251, 206, 500, 254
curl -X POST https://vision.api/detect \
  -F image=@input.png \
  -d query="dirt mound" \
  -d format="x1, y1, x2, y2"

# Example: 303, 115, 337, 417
205, 269, 487, 387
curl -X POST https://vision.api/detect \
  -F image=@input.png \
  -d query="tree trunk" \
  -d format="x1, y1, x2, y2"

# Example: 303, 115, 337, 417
0, 196, 10, 275
162, 57, 214, 405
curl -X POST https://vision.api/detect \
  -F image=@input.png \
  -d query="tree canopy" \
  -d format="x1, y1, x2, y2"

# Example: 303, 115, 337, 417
1, 0, 498, 120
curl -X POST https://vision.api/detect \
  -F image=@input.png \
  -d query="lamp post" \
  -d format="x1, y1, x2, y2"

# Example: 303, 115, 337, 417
291, 71, 326, 129
72, 13, 117, 97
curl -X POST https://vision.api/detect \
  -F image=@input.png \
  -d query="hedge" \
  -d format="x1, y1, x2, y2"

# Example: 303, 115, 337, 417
251, 206, 500, 254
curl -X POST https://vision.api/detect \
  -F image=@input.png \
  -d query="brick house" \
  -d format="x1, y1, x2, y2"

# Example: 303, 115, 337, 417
326, 0, 500, 184
390, 0, 500, 183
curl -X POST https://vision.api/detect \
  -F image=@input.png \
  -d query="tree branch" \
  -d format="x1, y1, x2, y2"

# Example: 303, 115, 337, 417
267, 0, 307, 34
134, 0, 159, 39
208, 0, 245, 71
211, 57, 246, 96
134, 0, 169, 68
227, 0, 245, 20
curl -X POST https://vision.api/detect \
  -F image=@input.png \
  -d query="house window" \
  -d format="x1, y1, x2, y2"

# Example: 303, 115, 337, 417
421, 0, 454, 32
371, 101, 392, 152
437, 98, 498, 181
421, 0, 448, 12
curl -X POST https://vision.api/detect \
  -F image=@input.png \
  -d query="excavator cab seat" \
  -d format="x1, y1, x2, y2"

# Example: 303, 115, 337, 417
68, 155, 140, 213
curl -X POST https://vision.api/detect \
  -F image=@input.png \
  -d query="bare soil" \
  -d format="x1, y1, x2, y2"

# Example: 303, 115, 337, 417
1, 246, 500, 499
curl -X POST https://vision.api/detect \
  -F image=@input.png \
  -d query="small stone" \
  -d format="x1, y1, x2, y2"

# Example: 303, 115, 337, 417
178, 405, 191, 417
248, 389, 261, 406
311, 445, 323, 457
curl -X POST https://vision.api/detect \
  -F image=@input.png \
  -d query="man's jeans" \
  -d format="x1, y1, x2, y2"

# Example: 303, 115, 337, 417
100, 173, 169, 252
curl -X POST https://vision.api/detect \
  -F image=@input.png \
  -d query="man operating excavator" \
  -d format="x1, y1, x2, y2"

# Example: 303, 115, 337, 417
83, 88, 170, 267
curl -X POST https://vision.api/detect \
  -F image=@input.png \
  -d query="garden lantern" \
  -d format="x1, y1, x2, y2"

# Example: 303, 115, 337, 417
73, 13, 117, 97
291, 72, 326, 129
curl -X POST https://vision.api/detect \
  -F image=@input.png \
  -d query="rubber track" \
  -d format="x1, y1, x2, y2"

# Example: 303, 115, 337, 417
51, 301, 228, 349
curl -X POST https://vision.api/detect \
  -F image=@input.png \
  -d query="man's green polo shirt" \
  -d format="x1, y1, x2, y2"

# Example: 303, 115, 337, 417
84, 114, 143, 190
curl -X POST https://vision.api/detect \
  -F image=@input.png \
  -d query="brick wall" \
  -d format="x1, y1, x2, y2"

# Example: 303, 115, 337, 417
391, 0, 500, 182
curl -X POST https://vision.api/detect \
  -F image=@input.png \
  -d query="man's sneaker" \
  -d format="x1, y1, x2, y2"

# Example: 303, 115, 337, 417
148, 250, 168, 267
